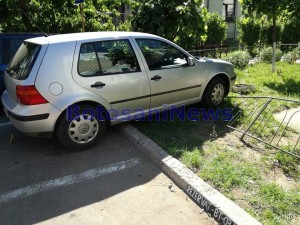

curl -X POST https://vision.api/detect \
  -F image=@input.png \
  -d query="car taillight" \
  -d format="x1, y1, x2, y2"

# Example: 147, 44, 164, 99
16, 85, 48, 105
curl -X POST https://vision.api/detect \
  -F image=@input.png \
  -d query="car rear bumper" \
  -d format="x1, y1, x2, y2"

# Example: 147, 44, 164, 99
2, 90, 61, 135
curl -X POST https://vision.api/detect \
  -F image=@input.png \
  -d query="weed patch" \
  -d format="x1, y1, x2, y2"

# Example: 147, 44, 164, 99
249, 183, 300, 225
199, 151, 261, 193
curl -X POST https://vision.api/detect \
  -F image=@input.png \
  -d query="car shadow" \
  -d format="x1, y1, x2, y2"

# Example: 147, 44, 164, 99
131, 99, 238, 158
0, 126, 161, 225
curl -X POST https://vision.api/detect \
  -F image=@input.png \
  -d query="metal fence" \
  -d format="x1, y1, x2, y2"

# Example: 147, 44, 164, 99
227, 96, 300, 159
188, 44, 300, 59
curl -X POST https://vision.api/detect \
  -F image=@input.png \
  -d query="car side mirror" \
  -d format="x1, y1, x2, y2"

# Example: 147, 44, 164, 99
187, 57, 195, 66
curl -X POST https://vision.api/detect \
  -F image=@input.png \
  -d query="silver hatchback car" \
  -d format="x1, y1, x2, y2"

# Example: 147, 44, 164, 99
2, 32, 236, 150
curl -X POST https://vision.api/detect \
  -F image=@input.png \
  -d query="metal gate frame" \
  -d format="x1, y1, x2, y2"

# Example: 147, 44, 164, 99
227, 96, 300, 160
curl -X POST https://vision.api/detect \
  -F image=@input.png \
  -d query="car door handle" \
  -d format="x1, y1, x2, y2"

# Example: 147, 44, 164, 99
91, 82, 105, 88
151, 75, 162, 81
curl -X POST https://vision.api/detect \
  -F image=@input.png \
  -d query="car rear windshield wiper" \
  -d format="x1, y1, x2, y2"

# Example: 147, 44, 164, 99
5, 68, 12, 75
5, 65, 21, 76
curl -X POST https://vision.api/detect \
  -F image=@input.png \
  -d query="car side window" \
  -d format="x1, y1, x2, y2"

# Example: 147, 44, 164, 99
78, 39, 140, 76
136, 39, 188, 71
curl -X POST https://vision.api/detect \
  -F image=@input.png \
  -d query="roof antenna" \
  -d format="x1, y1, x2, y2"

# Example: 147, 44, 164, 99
19, 7, 49, 37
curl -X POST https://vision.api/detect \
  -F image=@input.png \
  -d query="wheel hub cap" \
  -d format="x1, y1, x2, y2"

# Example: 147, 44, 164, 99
211, 84, 225, 105
68, 114, 99, 144
79, 124, 89, 134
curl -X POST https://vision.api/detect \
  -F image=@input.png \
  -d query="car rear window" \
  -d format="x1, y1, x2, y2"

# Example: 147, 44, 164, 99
6, 42, 41, 80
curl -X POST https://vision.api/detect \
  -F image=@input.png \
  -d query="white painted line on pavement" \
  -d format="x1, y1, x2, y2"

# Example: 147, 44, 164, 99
0, 122, 11, 127
0, 157, 141, 204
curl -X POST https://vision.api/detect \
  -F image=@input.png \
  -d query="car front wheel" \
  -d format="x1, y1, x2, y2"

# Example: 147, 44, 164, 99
202, 77, 226, 108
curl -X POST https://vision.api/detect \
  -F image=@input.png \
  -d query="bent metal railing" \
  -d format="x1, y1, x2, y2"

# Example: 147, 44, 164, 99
226, 96, 300, 160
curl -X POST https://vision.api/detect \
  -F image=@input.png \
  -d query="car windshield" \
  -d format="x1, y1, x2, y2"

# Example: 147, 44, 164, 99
6, 42, 41, 80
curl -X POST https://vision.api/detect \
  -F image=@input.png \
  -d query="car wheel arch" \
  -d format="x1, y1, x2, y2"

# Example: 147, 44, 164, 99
54, 101, 111, 135
204, 73, 230, 97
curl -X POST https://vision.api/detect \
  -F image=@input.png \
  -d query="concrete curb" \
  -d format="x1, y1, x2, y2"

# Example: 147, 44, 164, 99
119, 124, 262, 225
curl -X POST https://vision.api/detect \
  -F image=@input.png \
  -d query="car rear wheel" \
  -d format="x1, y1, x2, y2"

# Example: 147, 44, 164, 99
56, 105, 106, 151
202, 77, 226, 108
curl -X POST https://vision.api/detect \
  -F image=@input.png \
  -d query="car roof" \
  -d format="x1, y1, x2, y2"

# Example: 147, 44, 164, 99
26, 32, 160, 45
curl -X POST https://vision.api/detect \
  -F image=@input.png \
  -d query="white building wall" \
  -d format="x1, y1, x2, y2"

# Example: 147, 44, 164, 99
204, 0, 242, 41
204, 0, 222, 15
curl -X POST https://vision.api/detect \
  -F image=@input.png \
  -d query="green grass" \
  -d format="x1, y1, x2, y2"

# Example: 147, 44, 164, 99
199, 151, 261, 193
275, 151, 300, 178
235, 62, 300, 99
181, 148, 204, 169
133, 62, 300, 224
249, 183, 300, 225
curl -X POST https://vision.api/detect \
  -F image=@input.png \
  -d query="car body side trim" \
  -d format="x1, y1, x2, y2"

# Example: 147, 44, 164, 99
230, 76, 237, 81
110, 84, 202, 105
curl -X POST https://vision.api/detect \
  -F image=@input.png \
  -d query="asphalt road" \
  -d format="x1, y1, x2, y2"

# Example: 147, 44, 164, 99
0, 116, 215, 225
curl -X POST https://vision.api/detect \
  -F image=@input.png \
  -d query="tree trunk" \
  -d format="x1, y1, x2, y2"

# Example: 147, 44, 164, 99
272, 7, 276, 73
80, 3, 85, 32
18, 0, 33, 31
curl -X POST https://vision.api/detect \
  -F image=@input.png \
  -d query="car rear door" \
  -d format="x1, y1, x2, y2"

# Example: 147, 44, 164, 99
133, 38, 203, 110
72, 38, 150, 120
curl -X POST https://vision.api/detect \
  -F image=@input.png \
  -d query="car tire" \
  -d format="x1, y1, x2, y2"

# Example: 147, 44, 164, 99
56, 105, 106, 151
202, 77, 226, 108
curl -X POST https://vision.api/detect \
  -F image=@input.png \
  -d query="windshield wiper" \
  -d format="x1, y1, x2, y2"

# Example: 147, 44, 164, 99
5, 65, 21, 76
5, 68, 12, 75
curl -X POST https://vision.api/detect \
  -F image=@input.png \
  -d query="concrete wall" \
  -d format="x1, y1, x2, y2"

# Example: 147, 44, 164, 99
204, 0, 222, 15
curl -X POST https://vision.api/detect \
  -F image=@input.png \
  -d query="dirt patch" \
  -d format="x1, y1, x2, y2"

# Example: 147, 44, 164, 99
267, 168, 299, 190
200, 123, 299, 190
230, 188, 252, 210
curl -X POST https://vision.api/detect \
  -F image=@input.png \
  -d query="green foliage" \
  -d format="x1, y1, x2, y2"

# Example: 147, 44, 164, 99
260, 22, 282, 46
240, 0, 293, 72
131, 0, 207, 49
292, 46, 300, 57
238, 15, 300, 50
0, 0, 133, 33
205, 12, 227, 44
118, 19, 132, 31
223, 50, 251, 69
238, 17, 260, 47
240, 0, 291, 18
281, 19, 300, 45
260, 47, 282, 63
281, 52, 297, 64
